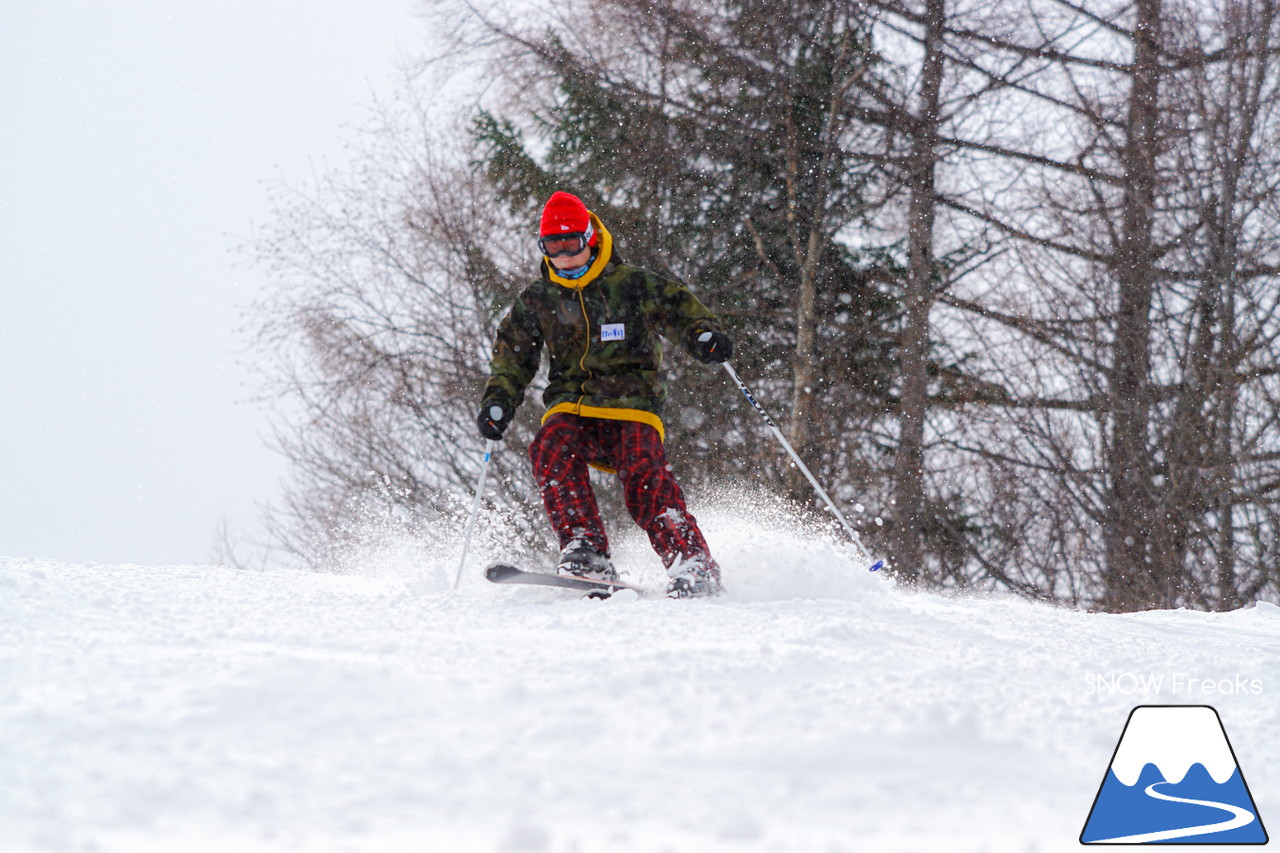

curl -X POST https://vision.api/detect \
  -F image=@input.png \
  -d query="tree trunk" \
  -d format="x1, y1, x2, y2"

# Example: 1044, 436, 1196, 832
1101, 0, 1163, 611
890, 0, 945, 581
787, 228, 823, 501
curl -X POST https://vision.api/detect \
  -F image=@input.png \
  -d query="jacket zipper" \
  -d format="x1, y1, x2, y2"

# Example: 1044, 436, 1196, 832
575, 285, 592, 413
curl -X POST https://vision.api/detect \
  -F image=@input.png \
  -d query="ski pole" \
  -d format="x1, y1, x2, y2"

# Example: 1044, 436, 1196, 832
454, 439, 497, 589
721, 362, 882, 570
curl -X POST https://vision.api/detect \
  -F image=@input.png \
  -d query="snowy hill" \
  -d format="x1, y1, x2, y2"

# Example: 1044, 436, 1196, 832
3, 506, 1277, 852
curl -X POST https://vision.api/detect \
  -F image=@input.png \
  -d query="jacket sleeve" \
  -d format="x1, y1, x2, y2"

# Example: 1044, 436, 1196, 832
481, 292, 543, 411
654, 273, 722, 354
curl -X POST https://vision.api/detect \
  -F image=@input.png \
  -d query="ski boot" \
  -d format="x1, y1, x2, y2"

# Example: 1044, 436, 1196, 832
666, 558, 724, 599
556, 542, 618, 583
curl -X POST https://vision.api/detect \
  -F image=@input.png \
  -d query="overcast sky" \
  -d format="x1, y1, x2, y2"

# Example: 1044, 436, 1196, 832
2, 2, 425, 566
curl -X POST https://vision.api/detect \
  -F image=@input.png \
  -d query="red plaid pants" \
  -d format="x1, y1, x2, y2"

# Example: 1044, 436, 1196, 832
529, 413, 717, 574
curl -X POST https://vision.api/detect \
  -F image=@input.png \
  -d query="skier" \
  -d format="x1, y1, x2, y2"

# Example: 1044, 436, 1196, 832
477, 191, 732, 598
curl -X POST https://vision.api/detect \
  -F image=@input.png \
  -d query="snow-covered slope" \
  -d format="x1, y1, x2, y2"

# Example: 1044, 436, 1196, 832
3, 505, 1277, 852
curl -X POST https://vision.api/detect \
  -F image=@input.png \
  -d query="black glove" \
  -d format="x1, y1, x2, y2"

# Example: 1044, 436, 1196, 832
477, 401, 512, 441
690, 329, 733, 364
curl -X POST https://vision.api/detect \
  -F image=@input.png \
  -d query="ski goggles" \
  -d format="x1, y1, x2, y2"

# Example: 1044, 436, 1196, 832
539, 232, 590, 258
539, 221, 595, 258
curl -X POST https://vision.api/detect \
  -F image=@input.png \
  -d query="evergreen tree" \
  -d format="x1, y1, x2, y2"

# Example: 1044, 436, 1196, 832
471, 0, 902, 523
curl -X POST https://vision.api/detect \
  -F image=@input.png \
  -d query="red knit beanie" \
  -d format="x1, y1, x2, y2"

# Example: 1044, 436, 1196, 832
540, 191, 598, 245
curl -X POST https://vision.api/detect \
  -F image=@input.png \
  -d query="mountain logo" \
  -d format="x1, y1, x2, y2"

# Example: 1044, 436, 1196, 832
1081, 705, 1268, 844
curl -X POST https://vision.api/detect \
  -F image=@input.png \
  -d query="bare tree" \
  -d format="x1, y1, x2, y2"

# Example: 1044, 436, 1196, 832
855, 0, 1280, 609
1152, 0, 1280, 609
868, 0, 951, 580
909, 0, 1280, 609
249, 91, 549, 568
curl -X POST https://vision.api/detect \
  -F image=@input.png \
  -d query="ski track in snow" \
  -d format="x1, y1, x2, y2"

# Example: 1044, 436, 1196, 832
2, 508, 1278, 853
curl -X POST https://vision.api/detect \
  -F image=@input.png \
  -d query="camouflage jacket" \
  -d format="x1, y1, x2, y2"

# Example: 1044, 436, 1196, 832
481, 215, 721, 440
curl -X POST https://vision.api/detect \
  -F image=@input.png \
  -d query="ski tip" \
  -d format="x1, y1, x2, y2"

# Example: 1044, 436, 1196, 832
484, 563, 519, 582
869, 560, 884, 572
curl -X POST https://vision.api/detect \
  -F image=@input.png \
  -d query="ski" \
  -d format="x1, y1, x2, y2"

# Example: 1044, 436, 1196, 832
484, 563, 644, 598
